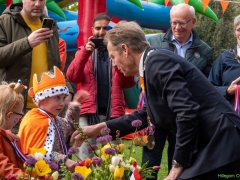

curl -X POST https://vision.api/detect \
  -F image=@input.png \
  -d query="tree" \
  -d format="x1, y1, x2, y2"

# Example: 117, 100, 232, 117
194, 1, 238, 60
63, 3, 78, 11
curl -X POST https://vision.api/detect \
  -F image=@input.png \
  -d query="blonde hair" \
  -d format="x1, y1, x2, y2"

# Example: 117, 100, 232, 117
0, 82, 24, 126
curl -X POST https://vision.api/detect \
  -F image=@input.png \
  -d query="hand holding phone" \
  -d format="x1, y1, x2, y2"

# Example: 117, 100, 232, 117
42, 18, 54, 30
90, 38, 104, 48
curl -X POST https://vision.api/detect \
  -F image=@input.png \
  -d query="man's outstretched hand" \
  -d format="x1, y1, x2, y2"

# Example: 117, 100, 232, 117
70, 122, 107, 147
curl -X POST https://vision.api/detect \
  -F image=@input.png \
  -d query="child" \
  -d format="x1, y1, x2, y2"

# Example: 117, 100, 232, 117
0, 80, 26, 178
18, 66, 84, 169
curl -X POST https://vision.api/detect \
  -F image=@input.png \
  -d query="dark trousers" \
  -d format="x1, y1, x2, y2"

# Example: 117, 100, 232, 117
142, 126, 176, 180
179, 159, 240, 180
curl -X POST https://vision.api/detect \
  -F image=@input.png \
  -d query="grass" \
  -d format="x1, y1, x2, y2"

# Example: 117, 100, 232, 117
122, 140, 168, 180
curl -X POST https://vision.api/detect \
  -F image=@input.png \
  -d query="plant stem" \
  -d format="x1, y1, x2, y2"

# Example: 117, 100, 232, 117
128, 128, 138, 159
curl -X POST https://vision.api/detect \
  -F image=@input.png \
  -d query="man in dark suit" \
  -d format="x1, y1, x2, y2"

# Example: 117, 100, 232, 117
145, 4, 213, 178
71, 21, 240, 180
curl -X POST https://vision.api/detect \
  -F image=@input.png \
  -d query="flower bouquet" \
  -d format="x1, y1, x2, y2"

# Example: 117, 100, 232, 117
7, 120, 160, 180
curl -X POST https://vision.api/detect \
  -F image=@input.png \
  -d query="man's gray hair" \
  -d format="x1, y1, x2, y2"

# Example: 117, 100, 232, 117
234, 15, 240, 30
104, 21, 150, 53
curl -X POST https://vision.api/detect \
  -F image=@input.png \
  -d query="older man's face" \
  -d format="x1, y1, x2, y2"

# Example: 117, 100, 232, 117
107, 42, 137, 76
170, 10, 196, 44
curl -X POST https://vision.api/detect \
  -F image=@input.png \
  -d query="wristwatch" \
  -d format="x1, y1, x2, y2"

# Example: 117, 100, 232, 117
172, 160, 183, 168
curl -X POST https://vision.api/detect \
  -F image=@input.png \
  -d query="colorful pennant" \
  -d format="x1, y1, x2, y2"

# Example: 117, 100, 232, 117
202, 0, 211, 12
164, 0, 170, 6
219, 1, 230, 14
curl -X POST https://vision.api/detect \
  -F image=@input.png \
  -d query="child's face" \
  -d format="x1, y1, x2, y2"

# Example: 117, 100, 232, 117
4, 101, 24, 130
39, 94, 67, 116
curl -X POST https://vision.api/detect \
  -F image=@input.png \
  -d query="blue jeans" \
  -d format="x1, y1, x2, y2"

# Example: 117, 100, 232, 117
142, 126, 176, 180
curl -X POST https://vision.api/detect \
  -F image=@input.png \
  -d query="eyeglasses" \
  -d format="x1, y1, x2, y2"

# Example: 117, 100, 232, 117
235, 28, 240, 33
170, 19, 192, 27
12, 112, 25, 120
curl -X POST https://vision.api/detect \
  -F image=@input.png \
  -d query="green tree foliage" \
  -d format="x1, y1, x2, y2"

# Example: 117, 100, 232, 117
194, 1, 238, 60
63, 3, 78, 11
143, 28, 162, 34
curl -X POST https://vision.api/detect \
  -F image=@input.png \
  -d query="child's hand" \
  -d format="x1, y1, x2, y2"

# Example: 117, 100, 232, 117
65, 90, 90, 125
65, 102, 80, 123
65, 158, 76, 171
73, 90, 90, 104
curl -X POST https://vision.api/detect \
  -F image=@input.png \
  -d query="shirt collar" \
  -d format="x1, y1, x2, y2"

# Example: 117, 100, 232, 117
139, 50, 146, 77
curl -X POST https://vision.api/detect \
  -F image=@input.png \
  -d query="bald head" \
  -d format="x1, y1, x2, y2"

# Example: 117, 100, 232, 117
170, 4, 195, 19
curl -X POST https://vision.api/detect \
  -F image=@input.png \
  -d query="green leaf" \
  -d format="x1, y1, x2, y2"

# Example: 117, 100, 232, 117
128, 0, 143, 10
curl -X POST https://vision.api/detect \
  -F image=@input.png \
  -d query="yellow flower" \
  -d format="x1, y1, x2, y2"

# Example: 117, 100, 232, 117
30, 147, 46, 155
116, 144, 125, 152
114, 167, 124, 179
75, 166, 92, 179
34, 160, 51, 176
101, 143, 111, 160
51, 171, 59, 180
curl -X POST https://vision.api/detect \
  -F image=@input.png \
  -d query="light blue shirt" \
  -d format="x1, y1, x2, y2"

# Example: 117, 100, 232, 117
171, 32, 193, 58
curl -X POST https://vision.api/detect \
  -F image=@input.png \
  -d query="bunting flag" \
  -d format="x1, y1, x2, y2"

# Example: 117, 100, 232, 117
202, 0, 211, 12
130, 161, 142, 180
164, 0, 170, 6
107, 17, 121, 30
220, 1, 230, 14
184, 0, 189, 4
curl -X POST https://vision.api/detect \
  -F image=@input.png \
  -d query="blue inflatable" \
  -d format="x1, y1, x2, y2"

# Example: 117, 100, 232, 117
57, 20, 79, 52
107, 0, 171, 31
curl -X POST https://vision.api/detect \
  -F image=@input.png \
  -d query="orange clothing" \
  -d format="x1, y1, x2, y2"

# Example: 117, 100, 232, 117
0, 129, 24, 179
59, 38, 67, 71
18, 109, 49, 154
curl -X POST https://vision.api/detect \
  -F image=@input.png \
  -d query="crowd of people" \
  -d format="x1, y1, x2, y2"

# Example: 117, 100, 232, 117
1, 0, 240, 179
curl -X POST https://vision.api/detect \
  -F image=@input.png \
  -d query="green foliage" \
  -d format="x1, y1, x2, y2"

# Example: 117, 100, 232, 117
122, 140, 168, 180
143, 28, 162, 34
194, 1, 238, 60
62, 3, 78, 12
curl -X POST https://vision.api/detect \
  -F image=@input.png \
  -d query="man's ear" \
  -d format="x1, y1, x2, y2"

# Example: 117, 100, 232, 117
192, 18, 197, 26
121, 44, 128, 57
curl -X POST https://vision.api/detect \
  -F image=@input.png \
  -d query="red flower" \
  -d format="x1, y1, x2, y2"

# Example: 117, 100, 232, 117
77, 158, 92, 168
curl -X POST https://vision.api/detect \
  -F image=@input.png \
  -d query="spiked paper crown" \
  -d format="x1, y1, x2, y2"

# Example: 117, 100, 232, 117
28, 66, 69, 103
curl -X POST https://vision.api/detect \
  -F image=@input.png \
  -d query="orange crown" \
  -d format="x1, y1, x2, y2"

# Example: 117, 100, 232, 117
28, 66, 66, 97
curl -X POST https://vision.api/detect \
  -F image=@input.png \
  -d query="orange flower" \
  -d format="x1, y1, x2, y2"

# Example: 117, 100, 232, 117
77, 158, 92, 168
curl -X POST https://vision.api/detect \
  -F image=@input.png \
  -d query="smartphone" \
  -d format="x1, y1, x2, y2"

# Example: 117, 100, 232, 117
42, 18, 54, 30
90, 38, 104, 48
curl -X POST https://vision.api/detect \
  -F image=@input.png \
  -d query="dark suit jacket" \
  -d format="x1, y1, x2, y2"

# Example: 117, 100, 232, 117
107, 48, 240, 178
